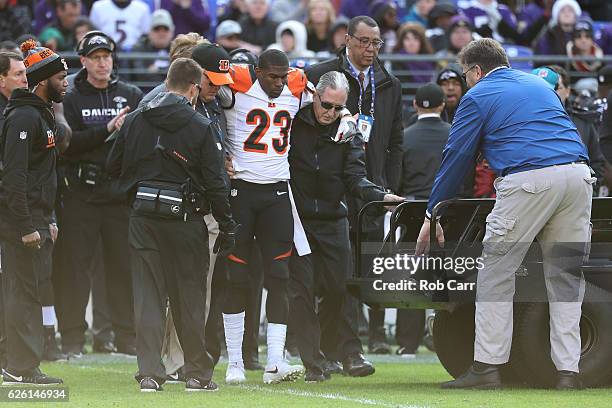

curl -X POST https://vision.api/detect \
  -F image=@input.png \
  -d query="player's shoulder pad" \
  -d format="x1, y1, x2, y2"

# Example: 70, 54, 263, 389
287, 67, 308, 99
229, 64, 255, 94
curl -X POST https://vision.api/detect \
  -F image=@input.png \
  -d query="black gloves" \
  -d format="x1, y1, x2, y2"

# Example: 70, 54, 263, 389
214, 224, 240, 257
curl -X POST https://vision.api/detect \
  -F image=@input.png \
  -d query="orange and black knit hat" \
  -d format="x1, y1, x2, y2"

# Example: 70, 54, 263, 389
20, 39, 67, 87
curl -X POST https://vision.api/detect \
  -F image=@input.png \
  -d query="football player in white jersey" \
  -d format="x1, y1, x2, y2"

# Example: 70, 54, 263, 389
221, 50, 313, 385
89, 0, 151, 51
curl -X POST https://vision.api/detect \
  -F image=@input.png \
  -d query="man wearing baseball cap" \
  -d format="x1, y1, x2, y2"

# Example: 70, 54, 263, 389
216, 20, 243, 53
55, 30, 143, 358
436, 66, 466, 124
0, 39, 68, 385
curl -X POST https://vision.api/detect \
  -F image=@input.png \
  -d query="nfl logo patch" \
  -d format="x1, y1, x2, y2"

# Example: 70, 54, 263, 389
231, 189, 238, 197
19, 131, 27, 140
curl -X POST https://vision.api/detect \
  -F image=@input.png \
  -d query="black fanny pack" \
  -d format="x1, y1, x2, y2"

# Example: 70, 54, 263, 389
132, 181, 185, 219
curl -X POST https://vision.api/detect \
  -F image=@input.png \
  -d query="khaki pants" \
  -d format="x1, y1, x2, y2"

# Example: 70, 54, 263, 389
161, 214, 219, 374
474, 163, 594, 372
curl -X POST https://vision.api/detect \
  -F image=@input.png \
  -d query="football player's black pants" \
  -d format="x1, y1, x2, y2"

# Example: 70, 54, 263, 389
289, 218, 362, 374
1, 230, 54, 374
53, 192, 134, 351
223, 180, 293, 325
129, 213, 214, 383
205, 247, 263, 365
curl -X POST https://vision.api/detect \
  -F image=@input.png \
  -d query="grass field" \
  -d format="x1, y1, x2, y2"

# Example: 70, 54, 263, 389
9, 350, 612, 408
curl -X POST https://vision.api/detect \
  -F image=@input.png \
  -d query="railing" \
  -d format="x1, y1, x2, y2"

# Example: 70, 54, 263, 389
60, 52, 612, 104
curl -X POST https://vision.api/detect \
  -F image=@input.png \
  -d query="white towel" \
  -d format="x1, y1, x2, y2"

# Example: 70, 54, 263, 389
287, 183, 311, 256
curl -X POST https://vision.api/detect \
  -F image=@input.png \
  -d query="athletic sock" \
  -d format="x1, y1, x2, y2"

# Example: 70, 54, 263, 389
42, 306, 57, 327
266, 323, 287, 368
223, 312, 245, 368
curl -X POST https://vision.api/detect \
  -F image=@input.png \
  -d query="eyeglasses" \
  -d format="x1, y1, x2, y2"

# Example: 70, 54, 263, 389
461, 64, 478, 81
86, 53, 113, 63
349, 34, 384, 50
317, 94, 346, 112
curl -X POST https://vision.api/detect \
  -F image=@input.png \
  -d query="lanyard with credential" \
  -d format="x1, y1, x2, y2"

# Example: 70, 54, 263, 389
348, 64, 375, 117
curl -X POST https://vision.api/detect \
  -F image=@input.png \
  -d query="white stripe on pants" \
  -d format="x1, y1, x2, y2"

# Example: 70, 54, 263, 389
474, 163, 593, 372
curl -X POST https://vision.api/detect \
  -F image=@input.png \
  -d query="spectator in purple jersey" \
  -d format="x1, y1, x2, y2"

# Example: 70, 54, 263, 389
435, 15, 474, 69
597, 24, 612, 55
339, 0, 373, 19
392, 22, 434, 93
459, 0, 517, 43
160, 0, 210, 36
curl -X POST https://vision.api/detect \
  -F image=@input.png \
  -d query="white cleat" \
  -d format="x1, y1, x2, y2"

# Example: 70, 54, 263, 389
225, 363, 246, 385
263, 360, 305, 384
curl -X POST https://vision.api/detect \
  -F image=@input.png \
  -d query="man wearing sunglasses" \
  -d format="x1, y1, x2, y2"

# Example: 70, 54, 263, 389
306, 14, 403, 373
288, 71, 403, 382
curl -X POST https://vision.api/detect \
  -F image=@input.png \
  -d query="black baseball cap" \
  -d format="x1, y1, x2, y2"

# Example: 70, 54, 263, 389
77, 31, 115, 56
229, 48, 259, 66
191, 43, 234, 86
415, 83, 445, 108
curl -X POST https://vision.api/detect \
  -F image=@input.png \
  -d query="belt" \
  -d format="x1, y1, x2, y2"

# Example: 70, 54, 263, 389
503, 160, 588, 177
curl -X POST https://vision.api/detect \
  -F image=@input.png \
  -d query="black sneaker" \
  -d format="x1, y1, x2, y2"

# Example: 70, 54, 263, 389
140, 377, 163, 392
342, 354, 375, 377
42, 330, 68, 362
93, 340, 116, 354
368, 341, 391, 355
395, 347, 417, 360
440, 364, 501, 390
115, 341, 137, 356
185, 378, 219, 392
2, 368, 63, 386
304, 369, 327, 383
62, 344, 86, 359
556, 371, 583, 390
322, 360, 342, 376
166, 369, 186, 384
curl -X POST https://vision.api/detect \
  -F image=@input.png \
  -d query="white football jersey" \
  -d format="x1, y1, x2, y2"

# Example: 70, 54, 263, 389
89, 0, 151, 51
224, 65, 312, 184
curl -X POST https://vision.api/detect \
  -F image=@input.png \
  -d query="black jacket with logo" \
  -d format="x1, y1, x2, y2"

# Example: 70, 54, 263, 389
63, 69, 143, 165
106, 92, 235, 232
289, 104, 386, 221
61, 69, 143, 200
0, 89, 58, 238
305, 49, 403, 193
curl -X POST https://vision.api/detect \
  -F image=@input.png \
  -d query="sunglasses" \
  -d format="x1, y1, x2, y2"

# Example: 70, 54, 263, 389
317, 94, 346, 112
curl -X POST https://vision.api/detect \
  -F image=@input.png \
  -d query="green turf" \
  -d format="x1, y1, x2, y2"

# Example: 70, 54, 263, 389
9, 352, 612, 408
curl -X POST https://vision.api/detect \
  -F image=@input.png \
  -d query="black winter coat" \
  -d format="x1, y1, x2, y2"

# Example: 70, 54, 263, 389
289, 104, 386, 221
0, 89, 58, 238
105, 92, 234, 232
305, 48, 403, 193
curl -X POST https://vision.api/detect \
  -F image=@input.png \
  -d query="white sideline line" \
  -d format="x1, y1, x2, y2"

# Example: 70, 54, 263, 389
240, 384, 430, 408
75, 366, 430, 408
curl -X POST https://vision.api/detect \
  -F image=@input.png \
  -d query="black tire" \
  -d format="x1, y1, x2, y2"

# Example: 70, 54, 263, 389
513, 286, 612, 388
432, 303, 523, 383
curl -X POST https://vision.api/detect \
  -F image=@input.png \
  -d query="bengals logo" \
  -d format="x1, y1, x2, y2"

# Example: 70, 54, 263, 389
219, 60, 230, 72
46, 129, 56, 148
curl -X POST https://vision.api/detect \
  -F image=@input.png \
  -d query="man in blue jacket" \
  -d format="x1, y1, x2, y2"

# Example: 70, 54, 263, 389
416, 38, 592, 390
